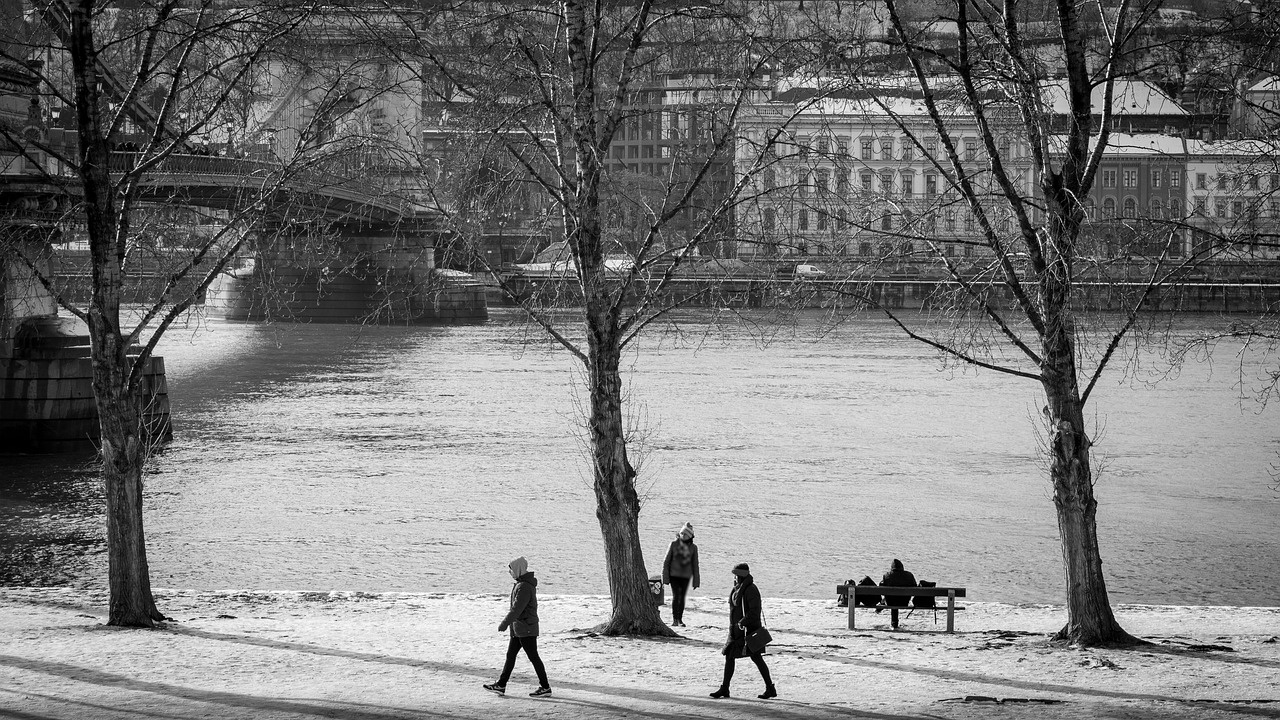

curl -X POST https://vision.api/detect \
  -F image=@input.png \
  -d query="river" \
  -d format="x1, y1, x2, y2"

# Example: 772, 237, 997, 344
2, 309, 1278, 606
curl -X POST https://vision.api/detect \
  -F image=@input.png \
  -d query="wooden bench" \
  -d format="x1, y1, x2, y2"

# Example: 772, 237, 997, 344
836, 584, 967, 633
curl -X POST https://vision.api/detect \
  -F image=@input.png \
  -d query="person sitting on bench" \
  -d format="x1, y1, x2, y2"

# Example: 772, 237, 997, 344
880, 559, 917, 629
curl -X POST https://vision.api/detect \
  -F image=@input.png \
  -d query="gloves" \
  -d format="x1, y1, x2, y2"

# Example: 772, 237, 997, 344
498, 622, 509, 632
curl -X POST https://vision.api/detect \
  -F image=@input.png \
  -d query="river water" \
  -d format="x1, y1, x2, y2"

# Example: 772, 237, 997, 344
2, 309, 1278, 606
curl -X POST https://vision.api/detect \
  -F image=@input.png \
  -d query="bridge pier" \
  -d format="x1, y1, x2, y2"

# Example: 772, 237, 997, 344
207, 217, 487, 323
1, 230, 172, 454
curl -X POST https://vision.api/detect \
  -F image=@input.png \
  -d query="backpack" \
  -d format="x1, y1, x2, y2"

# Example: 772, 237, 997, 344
855, 575, 881, 607
912, 580, 937, 608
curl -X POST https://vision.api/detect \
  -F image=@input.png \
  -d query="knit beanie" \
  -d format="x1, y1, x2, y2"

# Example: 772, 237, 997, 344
732, 562, 750, 577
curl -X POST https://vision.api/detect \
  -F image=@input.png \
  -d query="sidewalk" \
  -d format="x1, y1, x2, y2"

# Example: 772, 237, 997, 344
1, 588, 1277, 719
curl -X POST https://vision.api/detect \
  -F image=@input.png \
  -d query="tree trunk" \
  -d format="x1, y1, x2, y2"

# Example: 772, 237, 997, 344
97, 377, 165, 627
585, 331, 670, 635
562, 0, 670, 636
71, 0, 163, 627
1040, 280, 1135, 646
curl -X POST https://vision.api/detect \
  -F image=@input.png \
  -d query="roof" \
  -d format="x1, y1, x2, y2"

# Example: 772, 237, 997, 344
1247, 76, 1280, 93
1044, 79, 1187, 117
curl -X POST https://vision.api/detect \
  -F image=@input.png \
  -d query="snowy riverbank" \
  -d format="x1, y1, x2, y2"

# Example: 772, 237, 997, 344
1, 587, 1277, 719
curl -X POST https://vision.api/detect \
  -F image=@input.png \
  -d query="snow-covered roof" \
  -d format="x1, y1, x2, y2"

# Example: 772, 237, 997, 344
1247, 76, 1280, 94
1044, 79, 1186, 117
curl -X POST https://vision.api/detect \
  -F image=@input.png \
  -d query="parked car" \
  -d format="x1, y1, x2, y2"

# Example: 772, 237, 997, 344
795, 263, 826, 278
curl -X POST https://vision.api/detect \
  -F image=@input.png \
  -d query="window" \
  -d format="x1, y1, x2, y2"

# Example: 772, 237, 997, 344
1103, 197, 1116, 218
945, 209, 956, 230
860, 139, 872, 160
763, 169, 776, 190
926, 174, 938, 196
881, 212, 893, 231
1272, 174, 1280, 191
1271, 201, 1280, 218
798, 209, 809, 231
1196, 173, 1207, 190
880, 139, 893, 159
1150, 198, 1163, 218
880, 170, 893, 194
837, 140, 848, 156
861, 172, 873, 191
1102, 170, 1117, 188
901, 173, 914, 198
901, 139, 913, 161
1150, 169, 1161, 188
925, 213, 937, 232
1171, 172, 1180, 188
925, 138, 937, 158
1123, 170, 1137, 188
1215, 199, 1226, 217
999, 137, 1011, 158
1194, 197, 1206, 215
817, 137, 830, 155
1123, 197, 1136, 218
763, 209, 776, 232
1233, 200, 1244, 218
1250, 176, 1260, 191
837, 208, 848, 230
1217, 175, 1227, 191
817, 210, 829, 231
964, 212, 975, 231
836, 169, 849, 194
964, 139, 977, 162
797, 137, 809, 159
800, 172, 812, 196
1169, 198, 1181, 217
816, 169, 830, 194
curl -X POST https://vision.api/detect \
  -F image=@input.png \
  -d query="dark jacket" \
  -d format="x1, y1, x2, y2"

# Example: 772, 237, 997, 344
721, 575, 762, 656
662, 539, 700, 587
881, 568, 917, 608
501, 572, 539, 637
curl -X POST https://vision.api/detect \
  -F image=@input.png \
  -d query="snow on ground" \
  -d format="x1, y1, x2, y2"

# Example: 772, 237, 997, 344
1, 587, 1278, 719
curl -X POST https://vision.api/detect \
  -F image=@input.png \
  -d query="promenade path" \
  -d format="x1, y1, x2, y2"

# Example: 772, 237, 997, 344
1, 588, 1277, 719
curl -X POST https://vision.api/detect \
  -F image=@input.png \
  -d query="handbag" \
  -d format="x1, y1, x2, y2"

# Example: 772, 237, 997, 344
745, 626, 773, 653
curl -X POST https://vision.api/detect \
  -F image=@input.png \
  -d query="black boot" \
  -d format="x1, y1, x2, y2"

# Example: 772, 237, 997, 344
710, 687, 730, 699
758, 684, 777, 699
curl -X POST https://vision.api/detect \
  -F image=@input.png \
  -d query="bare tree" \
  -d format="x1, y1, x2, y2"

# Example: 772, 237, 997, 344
1, 0, 415, 626
754, 0, 1201, 646
386, 0, 846, 634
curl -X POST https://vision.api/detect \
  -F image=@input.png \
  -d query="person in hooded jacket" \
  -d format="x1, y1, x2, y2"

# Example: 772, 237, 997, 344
661, 522, 700, 627
484, 557, 552, 697
880, 558, 917, 630
710, 563, 776, 700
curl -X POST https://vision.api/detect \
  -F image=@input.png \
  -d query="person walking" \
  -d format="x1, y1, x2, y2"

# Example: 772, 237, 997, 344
661, 522, 700, 627
710, 562, 776, 700
880, 558, 917, 630
483, 557, 552, 697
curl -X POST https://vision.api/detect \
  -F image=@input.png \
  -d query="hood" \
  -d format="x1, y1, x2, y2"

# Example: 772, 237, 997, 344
509, 556, 528, 578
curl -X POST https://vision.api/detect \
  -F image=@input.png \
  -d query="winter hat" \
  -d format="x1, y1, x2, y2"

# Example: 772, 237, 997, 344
509, 556, 529, 577
732, 562, 751, 577
678, 522, 694, 540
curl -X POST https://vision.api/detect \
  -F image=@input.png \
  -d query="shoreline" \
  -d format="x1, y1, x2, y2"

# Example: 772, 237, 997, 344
3, 587, 1277, 719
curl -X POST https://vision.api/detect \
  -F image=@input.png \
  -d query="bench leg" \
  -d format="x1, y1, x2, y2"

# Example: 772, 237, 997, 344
946, 590, 955, 633
848, 592, 856, 630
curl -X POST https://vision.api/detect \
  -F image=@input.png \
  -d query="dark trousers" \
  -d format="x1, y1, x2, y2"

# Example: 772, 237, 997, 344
722, 650, 772, 689
669, 576, 691, 623
498, 635, 550, 688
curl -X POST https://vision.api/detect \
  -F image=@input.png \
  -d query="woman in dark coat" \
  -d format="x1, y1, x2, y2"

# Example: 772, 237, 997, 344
661, 522, 700, 627
484, 557, 552, 697
710, 562, 776, 700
